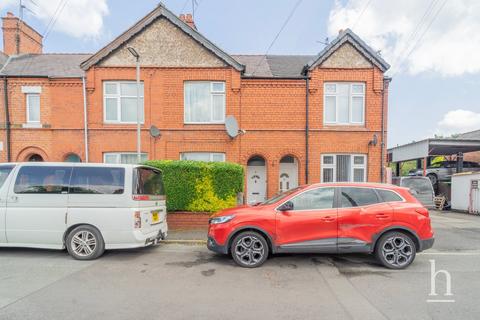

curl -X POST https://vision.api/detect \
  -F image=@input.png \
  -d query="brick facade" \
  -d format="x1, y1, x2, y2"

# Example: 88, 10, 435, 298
0, 6, 390, 203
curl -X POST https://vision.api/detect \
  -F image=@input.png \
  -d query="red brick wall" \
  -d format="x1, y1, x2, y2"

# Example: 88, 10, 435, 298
2, 12, 43, 55
167, 212, 210, 230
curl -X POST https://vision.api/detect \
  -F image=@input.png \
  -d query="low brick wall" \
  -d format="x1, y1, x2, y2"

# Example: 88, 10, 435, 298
167, 212, 210, 230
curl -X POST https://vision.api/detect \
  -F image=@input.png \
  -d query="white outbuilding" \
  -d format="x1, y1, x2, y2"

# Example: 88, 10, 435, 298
451, 172, 480, 214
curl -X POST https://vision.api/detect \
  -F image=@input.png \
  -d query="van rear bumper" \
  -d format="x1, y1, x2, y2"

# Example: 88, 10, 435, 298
104, 221, 168, 249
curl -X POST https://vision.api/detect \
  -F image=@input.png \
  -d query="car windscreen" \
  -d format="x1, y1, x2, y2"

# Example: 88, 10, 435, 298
262, 187, 303, 205
401, 178, 433, 193
133, 167, 165, 195
0, 165, 14, 188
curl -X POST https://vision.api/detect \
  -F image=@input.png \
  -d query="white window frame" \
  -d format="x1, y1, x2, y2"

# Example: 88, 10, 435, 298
324, 82, 365, 125
103, 152, 148, 164
321, 154, 367, 182
26, 93, 40, 124
180, 152, 226, 162
103, 81, 144, 124
184, 81, 226, 124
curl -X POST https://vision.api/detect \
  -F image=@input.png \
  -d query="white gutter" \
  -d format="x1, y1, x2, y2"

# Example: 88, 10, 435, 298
82, 76, 89, 162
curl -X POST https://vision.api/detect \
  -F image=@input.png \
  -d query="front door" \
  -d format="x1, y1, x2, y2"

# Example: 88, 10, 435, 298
276, 187, 337, 252
247, 158, 267, 204
6, 165, 72, 247
279, 157, 298, 192
337, 187, 393, 252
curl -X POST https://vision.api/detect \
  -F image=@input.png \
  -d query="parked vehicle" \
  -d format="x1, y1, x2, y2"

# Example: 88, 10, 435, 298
0, 162, 167, 260
392, 176, 435, 209
207, 183, 434, 269
409, 161, 480, 185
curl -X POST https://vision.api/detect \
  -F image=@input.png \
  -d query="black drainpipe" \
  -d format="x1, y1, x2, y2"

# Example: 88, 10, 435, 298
305, 74, 310, 184
2, 76, 11, 162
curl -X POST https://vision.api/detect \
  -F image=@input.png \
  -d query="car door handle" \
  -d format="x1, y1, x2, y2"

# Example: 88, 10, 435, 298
9, 195, 18, 202
321, 216, 336, 222
375, 213, 389, 219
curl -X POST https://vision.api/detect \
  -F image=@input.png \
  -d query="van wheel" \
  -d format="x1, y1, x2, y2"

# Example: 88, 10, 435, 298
375, 231, 416, 269
230, 231, 269, 268
66, 225, 105, 260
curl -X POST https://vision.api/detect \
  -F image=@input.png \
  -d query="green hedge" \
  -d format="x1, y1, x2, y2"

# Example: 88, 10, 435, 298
144, 160, 244, 213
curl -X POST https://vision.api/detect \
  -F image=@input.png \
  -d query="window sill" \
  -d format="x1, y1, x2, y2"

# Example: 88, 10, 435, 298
184, 122, 225, 125
22, 123, 42, 128
322, 124, 367, 131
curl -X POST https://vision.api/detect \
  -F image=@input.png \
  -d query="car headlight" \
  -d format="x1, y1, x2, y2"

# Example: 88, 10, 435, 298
209, 215, 235, 225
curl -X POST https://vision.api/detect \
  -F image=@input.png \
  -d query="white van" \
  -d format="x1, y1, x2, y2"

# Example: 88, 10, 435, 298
0, 162, 167, 260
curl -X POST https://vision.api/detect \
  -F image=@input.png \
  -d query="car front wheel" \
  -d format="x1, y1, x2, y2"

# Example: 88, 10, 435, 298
231, 231, 269, 268
375, 231, 416, 269
66, 225, 105, 260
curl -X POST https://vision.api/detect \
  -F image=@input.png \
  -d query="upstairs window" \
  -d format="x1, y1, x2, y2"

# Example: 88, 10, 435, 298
324, 82, 365, 125
184, 81, 225, 124
104, 81, 144, 124
26, 94, 40, 123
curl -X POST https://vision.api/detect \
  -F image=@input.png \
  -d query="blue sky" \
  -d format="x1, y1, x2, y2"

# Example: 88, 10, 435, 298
1, 0, 479, 147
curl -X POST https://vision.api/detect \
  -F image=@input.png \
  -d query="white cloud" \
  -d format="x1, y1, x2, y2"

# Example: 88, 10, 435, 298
328, 0, 480, 76
436, 109, 480, 136
1, 0, 108, 39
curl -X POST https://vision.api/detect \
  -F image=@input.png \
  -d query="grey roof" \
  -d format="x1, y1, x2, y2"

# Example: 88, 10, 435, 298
457, 129, 480, 140
0, 51, 8, 69
233, 55, 313, 78
306, 28, 390, 73
0, 53, 91, 78
81, 3, 244, 71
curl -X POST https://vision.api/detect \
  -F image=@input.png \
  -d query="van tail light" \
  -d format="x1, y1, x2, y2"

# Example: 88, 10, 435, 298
415, 207, 429, 217
134, 211, 142, 228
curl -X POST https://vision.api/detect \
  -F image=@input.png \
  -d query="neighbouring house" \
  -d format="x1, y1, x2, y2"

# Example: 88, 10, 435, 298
0, 4, 391, 204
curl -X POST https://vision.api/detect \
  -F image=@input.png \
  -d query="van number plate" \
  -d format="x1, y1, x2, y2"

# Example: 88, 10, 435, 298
151, 211, 160, 223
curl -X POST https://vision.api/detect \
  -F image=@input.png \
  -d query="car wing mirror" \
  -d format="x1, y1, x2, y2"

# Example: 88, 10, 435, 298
278, 201, 294, 211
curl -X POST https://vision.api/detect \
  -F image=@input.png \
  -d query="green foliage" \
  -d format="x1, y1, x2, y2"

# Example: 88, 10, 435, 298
388, 156, 446, 176
144, 160, 244, 213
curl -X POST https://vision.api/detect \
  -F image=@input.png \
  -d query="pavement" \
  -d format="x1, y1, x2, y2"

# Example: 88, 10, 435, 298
0, 210, 480, 320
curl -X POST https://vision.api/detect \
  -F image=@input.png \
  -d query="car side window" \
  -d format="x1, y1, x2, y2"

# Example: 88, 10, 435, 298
377, 189, 403, 202
70, 167, 125, 194
289, 187, 334, 210
340, 187, 379, 207
14, 166, 72, 194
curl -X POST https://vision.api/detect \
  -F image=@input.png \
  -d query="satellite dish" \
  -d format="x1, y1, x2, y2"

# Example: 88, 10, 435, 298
225, 115, 239, 138
149, 125, 161, 138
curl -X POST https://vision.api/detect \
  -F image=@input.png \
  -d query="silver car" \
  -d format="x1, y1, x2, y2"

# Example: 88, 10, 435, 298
409, 161, 480, 185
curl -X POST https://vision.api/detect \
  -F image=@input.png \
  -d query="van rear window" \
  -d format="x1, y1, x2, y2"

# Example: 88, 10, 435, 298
70, 167, 125, 194
133, 168, 165, 196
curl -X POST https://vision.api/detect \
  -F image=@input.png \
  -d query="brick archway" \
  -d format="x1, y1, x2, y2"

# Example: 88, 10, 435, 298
16, 146, 49, 162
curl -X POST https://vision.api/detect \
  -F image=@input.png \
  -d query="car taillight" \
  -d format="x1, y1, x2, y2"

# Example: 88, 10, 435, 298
415, 207, 429, 217
134, 211, 142, 228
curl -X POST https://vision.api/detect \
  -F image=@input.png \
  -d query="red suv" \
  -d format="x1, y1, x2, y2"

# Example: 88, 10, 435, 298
207, 183, 434, 269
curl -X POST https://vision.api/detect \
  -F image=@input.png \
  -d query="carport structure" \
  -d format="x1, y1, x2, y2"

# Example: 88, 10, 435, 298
388, 137, 480, 176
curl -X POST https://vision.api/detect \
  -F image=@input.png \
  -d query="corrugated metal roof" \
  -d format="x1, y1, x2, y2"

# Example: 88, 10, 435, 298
0, 53, 91, 78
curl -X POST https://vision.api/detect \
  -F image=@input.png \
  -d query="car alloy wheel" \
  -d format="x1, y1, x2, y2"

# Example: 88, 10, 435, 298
66, 225, 105, 260
71, 230, 97, 257
376, 231, 416, 269
231, 231, 269, 268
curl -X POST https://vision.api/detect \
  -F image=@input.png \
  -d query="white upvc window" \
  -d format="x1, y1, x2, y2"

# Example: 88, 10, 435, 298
180, 152, 225, 162
324, 82, 365, 125
103, 81, 144, 124
184, 81, 225, 124
103, 152, 148, 164
321, 154, 366, 182
26, 93, 40, 123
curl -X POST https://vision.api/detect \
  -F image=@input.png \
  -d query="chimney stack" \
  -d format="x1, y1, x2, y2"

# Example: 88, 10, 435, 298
2, 12, 43, 55
179, 13, 197, 30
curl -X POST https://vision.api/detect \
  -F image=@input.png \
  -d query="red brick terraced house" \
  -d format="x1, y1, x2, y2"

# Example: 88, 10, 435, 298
0, 4, 391, 204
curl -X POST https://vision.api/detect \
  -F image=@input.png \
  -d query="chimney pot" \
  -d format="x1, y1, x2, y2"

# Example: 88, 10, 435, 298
179, 13, 196, 30
6, 12, 15, 17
